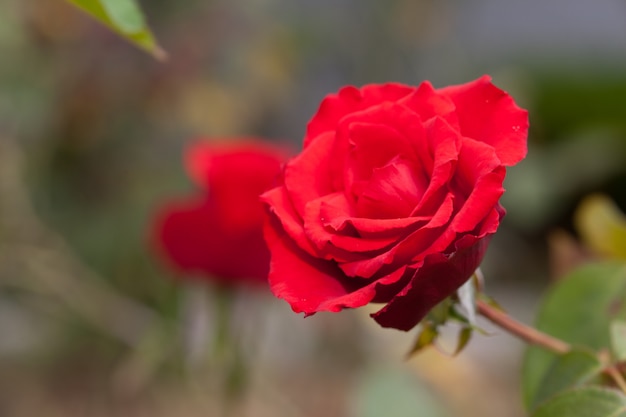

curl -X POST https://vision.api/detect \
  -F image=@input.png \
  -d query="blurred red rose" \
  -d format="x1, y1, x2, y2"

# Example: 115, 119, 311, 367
153, 140, 286, 285
262, 76, 528, 330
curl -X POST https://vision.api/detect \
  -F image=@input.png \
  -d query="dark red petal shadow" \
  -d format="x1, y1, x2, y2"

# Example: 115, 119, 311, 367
372, 236, 491, 331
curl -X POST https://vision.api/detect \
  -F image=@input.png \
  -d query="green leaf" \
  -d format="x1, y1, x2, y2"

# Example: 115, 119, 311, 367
407, 322, 438, 357
447, 306, 471, 326
610, 320, 626, 361
532, 349, 603, 408
523, 262, 626, 409
453, 326, 473, 356
531, 387, 626, 417
575, 194, 626, 260
65, 0, 165, 59
99, 0, 145, 32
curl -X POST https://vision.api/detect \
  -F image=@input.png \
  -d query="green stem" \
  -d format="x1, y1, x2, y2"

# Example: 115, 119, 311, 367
212, 285, 234, 361
211, 285, 249, 416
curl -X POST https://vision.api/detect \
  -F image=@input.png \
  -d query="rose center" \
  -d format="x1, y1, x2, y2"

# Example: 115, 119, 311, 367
352, 156, 428, 219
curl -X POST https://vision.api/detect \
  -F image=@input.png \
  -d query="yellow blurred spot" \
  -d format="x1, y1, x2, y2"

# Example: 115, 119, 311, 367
574, 194, 626, 260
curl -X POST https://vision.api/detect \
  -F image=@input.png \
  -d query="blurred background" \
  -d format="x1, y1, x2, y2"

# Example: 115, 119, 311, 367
2, 0, 626, 416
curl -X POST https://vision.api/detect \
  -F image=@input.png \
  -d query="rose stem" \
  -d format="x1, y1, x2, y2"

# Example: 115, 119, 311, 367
476, 299, 571, 354
477, 299, 626, 391
598, 350, 626, 394
604, 366, 626, 394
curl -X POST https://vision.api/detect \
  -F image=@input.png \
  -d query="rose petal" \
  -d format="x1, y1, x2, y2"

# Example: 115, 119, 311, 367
328, 216, 429, 238
337, 102, 432, 177
438, 75, 528, 166
343, 122, 422, 201
370, 266, 416, 303
303, 194, 401, 260
449, 138, 506, 233
316, 191, 431, 239
262, 186, 319, 256
455, 136, 502, 189
305, 83, 414, 146
184, 140, 285, 228
154, 197, 269, 283
371, 236, 491, 331
399, 81, 460, 129
185, 140, 285, 190
265, 215, 382, 314
411, 116, 462, 216
477, 205, 505, 236
284, 132, 337, 218
356, 157, 426, 219
339, 193, 456, 278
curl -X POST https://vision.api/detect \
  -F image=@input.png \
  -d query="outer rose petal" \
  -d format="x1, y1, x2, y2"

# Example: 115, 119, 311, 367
265, 214, 381, 313
284, 132, 336, 218
438, 75, 528, 166
185, 140, 286, 229
480, 205, 505, 235
261, 186, 319, 256
372, 236, 491, 330
305, 83, 414, 146
398, 81, 460, 129
154, 198, 269, 284
449, 138, 506, 233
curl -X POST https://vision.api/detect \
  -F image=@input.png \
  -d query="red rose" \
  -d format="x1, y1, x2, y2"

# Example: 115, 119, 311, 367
153, 140, 287, 286
262, 76, 528, 330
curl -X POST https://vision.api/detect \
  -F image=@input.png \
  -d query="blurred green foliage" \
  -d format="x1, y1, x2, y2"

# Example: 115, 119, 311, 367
530, 387, 626, 417
523, 262, 626, 411
532, 74, 626, 143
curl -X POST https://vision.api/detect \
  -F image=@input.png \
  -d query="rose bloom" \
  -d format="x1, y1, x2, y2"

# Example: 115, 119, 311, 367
153, 140, 286, 286
262, 76, 528, 330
